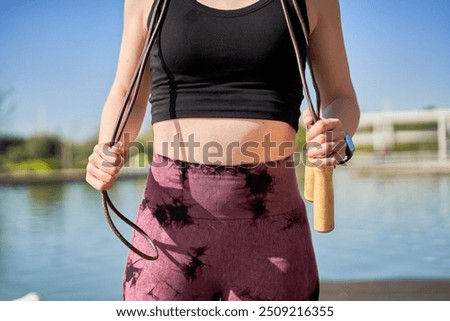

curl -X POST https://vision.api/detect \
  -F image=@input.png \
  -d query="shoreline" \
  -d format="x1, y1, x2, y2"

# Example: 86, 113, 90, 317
348, 152, 450, 176
0, 167, 149, 185
319, 279, 450, 301
348, 163, 450, 176
1, 164, 450, 185
8, 279, 450, 301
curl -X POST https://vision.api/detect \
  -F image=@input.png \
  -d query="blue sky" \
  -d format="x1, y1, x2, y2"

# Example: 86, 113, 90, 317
0, 0, 449, 141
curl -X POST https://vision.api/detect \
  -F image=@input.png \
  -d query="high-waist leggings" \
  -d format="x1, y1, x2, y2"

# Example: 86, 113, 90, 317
122, 152, 319, 301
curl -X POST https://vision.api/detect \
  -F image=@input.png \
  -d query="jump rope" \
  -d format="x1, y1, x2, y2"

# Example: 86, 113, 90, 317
101, 0, 334, 261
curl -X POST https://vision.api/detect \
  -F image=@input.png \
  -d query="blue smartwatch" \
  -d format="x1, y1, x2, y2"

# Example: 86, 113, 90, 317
339, 132, 355, 165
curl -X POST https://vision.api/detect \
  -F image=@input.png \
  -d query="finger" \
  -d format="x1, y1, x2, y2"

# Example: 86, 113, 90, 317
307, 141, 344, 159
301, 109, 314, 129
307, 125, 345, 145
306, 118, 345, 142
86, 162, 115, 185
85, 172, 113, 191
88, 153, 120, 176
306, 118, 342, 141
92, 152, 123, 173
109, 145, 125, 156
86, 162, 116, 185
94, 145, 124, 168
310, 155, 339, 168
94, 143, 124, 159
106, 146, 125, 167
307, 127, 345, 146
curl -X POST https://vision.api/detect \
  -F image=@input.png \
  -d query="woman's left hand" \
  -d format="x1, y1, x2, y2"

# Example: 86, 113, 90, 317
301, 109, 347, 167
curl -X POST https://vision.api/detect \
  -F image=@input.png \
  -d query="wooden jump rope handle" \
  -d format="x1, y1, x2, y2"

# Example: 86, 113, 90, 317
304, 160, 335, 233
281, 0, 335, 233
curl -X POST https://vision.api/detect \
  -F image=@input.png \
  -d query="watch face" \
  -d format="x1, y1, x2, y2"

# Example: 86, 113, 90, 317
345, 133, 355, 153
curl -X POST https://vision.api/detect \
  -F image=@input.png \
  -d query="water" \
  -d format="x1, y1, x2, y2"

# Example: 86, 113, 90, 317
0, 170, 449, 300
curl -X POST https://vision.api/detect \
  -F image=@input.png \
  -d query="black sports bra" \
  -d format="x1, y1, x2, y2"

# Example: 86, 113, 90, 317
148, 0, 308, 132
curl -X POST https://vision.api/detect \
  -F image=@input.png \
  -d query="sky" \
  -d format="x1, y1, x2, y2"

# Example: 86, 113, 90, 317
0, 0, 449, 141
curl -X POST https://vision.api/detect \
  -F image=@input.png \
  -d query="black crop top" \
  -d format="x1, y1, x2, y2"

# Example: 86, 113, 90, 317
148, 0, 308, 133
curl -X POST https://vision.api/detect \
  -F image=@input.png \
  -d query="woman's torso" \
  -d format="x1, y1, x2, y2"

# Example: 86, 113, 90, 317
150, 0, 305, 165
153, 118, 296, 165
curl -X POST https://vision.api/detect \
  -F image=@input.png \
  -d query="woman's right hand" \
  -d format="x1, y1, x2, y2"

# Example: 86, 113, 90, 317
85, 143, 125, 191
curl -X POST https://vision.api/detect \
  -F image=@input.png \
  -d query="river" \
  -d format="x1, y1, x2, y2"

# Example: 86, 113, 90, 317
0, 170, 449, 300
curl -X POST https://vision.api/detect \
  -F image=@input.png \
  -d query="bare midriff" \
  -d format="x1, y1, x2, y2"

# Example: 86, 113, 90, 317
152, 118, 297, 166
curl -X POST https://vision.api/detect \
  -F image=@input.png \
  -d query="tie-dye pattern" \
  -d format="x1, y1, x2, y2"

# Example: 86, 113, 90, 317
122, 152, 319, 301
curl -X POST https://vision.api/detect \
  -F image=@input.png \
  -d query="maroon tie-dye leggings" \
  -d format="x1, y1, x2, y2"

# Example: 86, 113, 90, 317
122, 152, 319, 301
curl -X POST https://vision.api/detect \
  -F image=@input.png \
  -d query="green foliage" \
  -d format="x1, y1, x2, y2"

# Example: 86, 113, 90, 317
0, 136, 25, 153
356, 145, 374, 153
25, 135, 62, 159
1, 134, 62, 162
0, 134, 63, 172
0, 136, 28, 170
393, 141, 439, 152
295, 124, 307, 151
4, 158, 61, 172
2, 142, 28, 163
70, 137, 97, 168
393, 122, 437, 131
